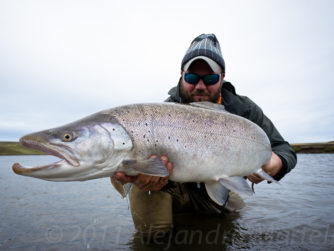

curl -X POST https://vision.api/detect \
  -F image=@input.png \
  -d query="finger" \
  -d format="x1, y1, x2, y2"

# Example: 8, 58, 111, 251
115, 172, 136, 185
143, 176, 162, 191
247, 174, 263, 184
147, 177, 167, 191
133, 174, 148, 187
158, 156, 172, 186
248, 174, 259, 182
140, 174, 168, 191
159, 177, 169, 187
114, 172, 128, 184
160, 155, 168, 164
247, 177, 258, 184
160, 155, 173, 176
134, 174, 151, 189
250, 175, 261, 184
148, 176, 160, 186
166, 161, 173, 176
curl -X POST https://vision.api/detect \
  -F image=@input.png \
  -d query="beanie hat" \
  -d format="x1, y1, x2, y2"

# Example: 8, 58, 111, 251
181, 33, 225, 73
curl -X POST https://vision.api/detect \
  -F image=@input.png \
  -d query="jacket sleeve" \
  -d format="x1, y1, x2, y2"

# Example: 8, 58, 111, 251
242, 96, 297, 180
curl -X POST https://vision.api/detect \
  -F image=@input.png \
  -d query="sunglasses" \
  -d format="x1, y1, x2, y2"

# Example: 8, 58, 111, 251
183, 72, 221, 86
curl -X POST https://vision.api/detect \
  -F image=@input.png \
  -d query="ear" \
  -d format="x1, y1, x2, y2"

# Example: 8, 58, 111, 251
221, 73, 225, 80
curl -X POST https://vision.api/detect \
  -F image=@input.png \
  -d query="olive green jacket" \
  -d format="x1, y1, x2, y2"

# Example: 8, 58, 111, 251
165, 79, 297, 180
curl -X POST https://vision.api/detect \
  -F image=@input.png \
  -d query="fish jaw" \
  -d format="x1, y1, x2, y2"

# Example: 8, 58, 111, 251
12, 160, 66, 176
12, 134, 80, 179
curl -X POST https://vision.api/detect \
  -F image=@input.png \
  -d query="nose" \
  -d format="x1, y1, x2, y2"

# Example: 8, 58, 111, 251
195, 79, 207, 90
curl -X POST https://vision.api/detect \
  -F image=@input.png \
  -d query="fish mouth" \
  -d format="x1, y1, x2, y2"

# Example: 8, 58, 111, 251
12, 137, 80, 175
12, 161, 65, 175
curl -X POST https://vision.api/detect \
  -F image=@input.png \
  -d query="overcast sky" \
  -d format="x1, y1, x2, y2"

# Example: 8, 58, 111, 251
1, 0, 333, 143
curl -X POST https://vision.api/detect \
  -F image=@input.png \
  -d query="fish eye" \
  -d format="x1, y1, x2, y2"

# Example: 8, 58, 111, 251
62, 133, 73, 142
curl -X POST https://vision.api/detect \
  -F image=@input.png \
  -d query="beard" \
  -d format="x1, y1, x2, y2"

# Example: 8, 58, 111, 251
180, 84, 222, 103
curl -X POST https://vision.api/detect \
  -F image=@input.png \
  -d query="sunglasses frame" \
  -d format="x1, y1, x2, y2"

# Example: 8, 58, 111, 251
183, 72, 221, 86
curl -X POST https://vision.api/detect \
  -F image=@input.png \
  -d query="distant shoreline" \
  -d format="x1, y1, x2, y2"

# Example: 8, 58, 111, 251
0, 142, 45, 155
290, 142, 334, 153
0, 141, 333, 155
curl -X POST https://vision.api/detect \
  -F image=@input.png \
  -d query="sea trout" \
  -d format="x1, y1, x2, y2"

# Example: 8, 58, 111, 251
12, 102, 276, 205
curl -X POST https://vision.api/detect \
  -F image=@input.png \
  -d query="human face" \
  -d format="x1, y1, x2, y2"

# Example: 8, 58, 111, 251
180, 60, 224, 103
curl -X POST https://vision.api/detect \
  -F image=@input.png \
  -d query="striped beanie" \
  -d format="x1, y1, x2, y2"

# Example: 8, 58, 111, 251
181, 33, 225, 73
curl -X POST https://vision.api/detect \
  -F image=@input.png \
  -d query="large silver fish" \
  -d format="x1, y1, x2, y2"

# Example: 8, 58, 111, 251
12, 102, 276, 205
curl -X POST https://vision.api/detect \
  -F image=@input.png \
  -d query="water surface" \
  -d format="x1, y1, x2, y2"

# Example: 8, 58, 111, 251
1, 154, 334, 250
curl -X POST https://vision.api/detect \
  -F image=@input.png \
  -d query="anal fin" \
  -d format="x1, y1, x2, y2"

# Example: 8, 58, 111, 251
121, 158, 169, 177
205, 182, 229, 206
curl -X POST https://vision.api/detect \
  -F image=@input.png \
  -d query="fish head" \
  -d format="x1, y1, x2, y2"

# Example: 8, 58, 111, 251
12, 113, 133, 181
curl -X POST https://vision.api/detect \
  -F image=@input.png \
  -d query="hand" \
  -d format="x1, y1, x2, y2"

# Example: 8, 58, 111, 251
247, 152, 282, 184
112, 155, 173, 191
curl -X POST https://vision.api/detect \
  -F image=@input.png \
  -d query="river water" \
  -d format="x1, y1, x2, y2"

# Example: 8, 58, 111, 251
1, 154, 334, 250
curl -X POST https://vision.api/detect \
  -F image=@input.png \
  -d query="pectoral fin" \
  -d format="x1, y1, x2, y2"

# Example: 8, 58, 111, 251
205, 181, 230, 206
219, 176, 254, 196
122, 158, 169, 177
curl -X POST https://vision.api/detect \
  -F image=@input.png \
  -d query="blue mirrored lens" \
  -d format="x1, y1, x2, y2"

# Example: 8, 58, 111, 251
185, 73, 200, 84
202, 74, 220, 85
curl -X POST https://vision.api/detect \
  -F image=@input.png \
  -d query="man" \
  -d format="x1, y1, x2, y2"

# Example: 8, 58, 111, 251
113, 33, 297, 234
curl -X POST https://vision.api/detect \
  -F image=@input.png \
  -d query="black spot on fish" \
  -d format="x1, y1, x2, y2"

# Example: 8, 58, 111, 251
112, 128, 115, 131
145, 123, 148, 126
143, 135, 146, 138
